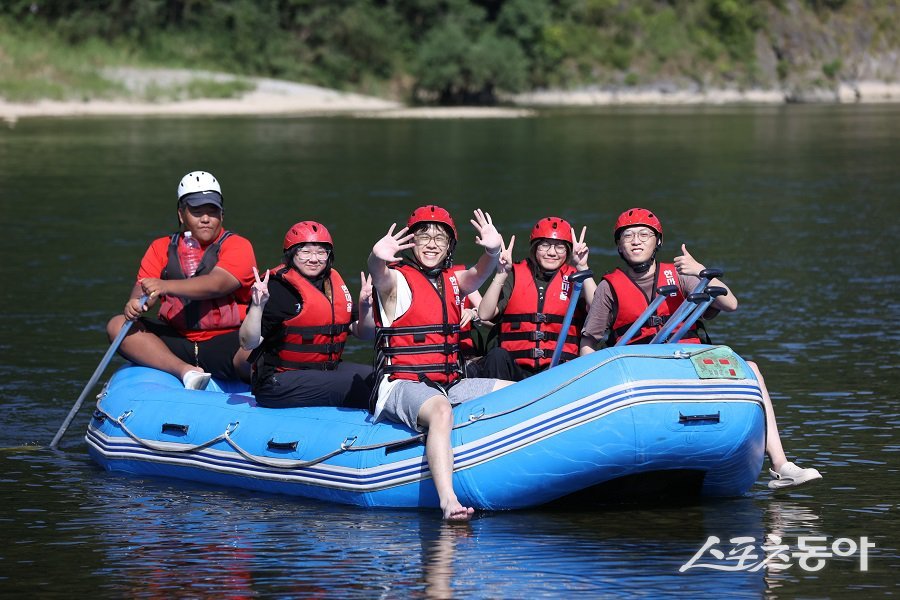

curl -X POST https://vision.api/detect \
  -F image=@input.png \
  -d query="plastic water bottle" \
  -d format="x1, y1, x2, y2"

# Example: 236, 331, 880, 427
180, 231, 202, 277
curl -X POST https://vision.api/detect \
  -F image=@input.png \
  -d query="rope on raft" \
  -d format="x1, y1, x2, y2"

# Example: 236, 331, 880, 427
94, 346, 726, 470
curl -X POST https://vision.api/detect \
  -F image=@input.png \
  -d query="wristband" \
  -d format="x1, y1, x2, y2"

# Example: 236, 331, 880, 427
486, 247, 501, 257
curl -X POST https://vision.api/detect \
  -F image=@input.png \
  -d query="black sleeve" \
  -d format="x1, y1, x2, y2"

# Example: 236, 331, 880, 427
259, 279, 303, 339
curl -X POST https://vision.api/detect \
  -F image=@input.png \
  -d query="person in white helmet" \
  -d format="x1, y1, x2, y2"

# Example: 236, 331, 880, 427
106, 171, 257, 390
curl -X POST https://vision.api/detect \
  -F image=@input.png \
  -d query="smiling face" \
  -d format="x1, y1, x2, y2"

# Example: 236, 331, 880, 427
617, 226, 658, 266
411, 223, 451, 270
291, 243, 331, 278
533, 239, 569, 272
178, 203, 223, 246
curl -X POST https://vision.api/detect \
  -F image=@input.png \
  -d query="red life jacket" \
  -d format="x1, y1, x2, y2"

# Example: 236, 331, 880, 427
453, 265, 477, 358
374, 263, 463, 386
603, 262, 700, 345
499, 260, 584, 371
158, 231, 242, 333
266, 266, 353, 371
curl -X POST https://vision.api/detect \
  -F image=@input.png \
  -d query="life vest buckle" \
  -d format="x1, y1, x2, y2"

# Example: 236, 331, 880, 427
530, 348, 545, 359
533, 313, 548, 323
530, 330, 546, 341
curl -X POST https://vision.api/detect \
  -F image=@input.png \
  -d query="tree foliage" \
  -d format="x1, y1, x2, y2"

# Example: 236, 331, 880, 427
1, 0, 861, 103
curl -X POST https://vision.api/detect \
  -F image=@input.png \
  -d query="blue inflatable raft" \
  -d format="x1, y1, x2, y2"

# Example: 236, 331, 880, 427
86, 344, 766, 510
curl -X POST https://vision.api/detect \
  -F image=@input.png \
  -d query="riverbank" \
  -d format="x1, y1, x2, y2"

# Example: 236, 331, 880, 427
2, 67, 899, 123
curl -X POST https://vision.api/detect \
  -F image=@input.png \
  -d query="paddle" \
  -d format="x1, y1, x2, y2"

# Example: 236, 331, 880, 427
668, 286, 727, 344
549, 269, 593, 368
649, 268, 723, 344
614, 284, 679, 346
49, 295, 148, 450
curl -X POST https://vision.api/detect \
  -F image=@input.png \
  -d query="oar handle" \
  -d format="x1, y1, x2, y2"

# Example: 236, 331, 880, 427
615, 285, 679, 347
549, 269, 592, 368
50, 295, 148, 450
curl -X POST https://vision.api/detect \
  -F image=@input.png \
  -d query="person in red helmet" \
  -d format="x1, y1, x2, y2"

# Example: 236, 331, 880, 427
239, 221, 375, 408
473, 216, 596, 381
581, 208, 822, 490
368, 205, 513, 521
581, 207, 732, 347
106, 171, 257, 391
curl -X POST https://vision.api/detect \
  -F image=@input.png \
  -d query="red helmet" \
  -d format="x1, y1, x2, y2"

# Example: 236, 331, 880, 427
614, 208, 663, 241
407, 205, 457, 239
530, 217, 574, 244
283, 221, 333, 251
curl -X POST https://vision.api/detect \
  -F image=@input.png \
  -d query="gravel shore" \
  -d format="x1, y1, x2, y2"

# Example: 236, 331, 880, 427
2, 67, 898, 123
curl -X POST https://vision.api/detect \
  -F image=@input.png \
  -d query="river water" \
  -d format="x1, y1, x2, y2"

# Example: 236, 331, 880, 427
0, 106, 897, 598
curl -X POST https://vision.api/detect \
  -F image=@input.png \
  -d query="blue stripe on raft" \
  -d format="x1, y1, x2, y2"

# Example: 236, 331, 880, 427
87, 379, 762, 493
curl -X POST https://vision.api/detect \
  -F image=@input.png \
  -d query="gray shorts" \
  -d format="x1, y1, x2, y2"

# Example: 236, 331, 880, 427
380, 378, 498, 431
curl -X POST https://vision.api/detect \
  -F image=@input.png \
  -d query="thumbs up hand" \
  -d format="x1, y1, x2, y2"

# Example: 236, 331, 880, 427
674, 244, 706, 278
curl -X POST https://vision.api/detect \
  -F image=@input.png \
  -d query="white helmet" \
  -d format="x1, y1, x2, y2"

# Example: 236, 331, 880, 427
177, 171, 222, 201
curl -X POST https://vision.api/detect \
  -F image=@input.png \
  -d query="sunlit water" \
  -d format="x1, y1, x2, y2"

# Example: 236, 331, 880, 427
0, 106, 897, 597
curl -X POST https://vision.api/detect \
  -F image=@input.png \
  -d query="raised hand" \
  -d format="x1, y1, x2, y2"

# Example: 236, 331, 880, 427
469, 209, 502, 254
250, 266, 270, 306
674, 244, 706, 278
372, 223, 415, 263
497, 234, 516, 275
571, 225, 589, 270
359, 271, 374, 306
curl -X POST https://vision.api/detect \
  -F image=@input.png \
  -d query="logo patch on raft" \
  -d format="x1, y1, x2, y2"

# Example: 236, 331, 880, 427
691, 347, 746, 379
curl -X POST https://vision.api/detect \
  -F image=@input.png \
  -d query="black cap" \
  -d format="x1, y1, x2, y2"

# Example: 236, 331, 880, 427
179, 191, 223, 210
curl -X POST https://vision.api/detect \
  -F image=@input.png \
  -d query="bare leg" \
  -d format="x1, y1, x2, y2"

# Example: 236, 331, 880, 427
491, 380, 514, 391
417, 394, 474, 522
107, 315, 201, 381
747, 360, 788, 471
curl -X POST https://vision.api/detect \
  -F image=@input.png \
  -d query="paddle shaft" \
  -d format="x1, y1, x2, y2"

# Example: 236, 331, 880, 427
49, 295, 148, 450
649, 268, 723, 344
668, 287, 727, 343
614, 285, 678, 347
549, 270, 593, 368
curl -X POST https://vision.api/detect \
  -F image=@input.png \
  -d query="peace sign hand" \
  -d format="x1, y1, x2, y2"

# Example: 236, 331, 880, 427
372, 223, 415, 263
497, 234, 516, 275
571, 225, 590, 270
470, 209, 502, 255
359, 271, 374, 306
251, 266, 270, 307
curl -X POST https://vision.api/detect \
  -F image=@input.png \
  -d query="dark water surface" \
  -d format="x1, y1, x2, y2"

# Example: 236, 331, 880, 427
0, 106, 897, 598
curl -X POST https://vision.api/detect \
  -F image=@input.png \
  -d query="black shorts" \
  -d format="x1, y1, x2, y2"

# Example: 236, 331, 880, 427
254, 361, 374, 409
138, 318, 242, 380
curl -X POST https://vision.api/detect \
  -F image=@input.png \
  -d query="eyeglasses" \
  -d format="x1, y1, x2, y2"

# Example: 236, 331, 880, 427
536, 241, 568, 253
620, 230, 656, 243
296, 248, 330, 261
414, 233, 450, 248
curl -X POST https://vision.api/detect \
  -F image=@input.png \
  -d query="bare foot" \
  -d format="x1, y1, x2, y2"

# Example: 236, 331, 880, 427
441, 499, 475, 522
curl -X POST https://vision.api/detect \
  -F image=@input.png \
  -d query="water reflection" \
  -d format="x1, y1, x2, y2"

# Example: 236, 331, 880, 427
67, 472, 783, 598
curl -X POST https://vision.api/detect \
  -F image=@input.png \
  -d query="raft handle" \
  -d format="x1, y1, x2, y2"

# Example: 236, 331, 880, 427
161, 423, 189, 435
678, 412, 720, 425
267, 439, 299, 452
91, 410, 106, 424
384, 438, 424, 455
